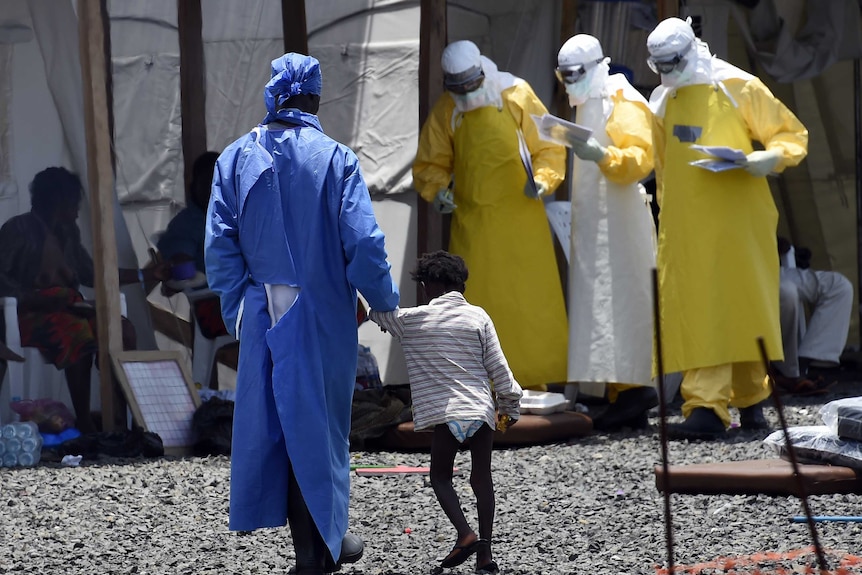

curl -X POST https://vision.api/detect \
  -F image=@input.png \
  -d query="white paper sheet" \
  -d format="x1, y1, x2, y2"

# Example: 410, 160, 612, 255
531, 113, 592, 147
689, 145, 747, 172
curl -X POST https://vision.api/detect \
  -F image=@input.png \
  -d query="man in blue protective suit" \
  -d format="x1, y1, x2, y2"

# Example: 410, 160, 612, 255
205, 53, 400, 575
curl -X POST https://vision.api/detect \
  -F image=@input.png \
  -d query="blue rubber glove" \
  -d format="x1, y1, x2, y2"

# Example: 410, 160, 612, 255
741, 149, 781, 177
571, 137, 607, 163
432, 188, 456, 214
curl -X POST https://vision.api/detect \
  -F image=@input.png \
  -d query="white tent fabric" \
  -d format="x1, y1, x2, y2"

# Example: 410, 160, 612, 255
104, 0, 562, 384
2, 0, 861, 397
0, 45, 14, 200
27, 0, 157, 350
732, 0, 862, 83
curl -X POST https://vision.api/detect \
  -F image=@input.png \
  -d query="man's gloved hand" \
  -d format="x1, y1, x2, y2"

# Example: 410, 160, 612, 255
571, 137, 607, 163
741, 149, 781, 177
524, 179, 548, 199
432, 188, 456, 214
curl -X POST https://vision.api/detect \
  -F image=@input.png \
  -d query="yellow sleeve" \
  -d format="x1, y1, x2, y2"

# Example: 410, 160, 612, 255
599, 92, 654, 185
504, 82, 566, 194
412, 95, 456, 203
732, 77, 809, 173
651, 112, 666, 208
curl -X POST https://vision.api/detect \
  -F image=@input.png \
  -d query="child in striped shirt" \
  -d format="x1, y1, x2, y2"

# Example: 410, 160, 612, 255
369, 250, 522, 575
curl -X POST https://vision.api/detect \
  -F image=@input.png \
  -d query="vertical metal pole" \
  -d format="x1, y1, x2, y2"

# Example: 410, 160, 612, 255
652, 269, 675, 575
854, 59, 862, 348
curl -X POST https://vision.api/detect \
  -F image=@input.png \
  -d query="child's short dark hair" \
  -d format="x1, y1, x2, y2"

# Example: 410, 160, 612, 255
411, 250, 468, 286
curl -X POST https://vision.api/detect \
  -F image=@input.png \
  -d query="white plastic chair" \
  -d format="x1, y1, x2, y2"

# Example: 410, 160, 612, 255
1, 297, 25, 424
0, 294, 127, 424
184, 286, 235, 388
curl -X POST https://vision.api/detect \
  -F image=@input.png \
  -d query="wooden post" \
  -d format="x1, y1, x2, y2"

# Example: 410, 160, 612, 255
554, 0, 578, 200
417, 0, 447, 302
553, 0, 579, 302
554, 0, 578, 122
78, 0, 122, 430
657, 0, 680, 20
282, 0, 309, 55
178, 0, 208, 199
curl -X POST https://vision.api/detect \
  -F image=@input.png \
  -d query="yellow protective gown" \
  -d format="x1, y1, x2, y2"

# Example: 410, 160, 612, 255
413, 83, 567, 389
653, 78, 808, 378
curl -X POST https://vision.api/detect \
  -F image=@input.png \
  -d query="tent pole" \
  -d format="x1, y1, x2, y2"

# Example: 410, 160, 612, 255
417, 0, 447, 302
855, 58, 862, 348
178, 0, 208, 199
282, 0, 309, 55
657, 0, 679, 20
553, 0, 579, 301
554, 0, 578, 123
78, 0, 122, 430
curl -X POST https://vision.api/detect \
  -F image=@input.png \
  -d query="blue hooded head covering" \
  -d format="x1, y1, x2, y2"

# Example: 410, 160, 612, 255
263, 53, 323, 124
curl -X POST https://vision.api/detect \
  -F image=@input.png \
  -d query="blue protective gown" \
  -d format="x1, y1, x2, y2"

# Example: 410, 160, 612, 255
205, 109, 399, 560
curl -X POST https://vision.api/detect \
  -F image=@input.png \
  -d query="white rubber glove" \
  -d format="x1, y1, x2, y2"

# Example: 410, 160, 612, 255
741, 149, 781, 177
432, 188, 456, 214
571, 137, 607, 163
524, 179, 548, 199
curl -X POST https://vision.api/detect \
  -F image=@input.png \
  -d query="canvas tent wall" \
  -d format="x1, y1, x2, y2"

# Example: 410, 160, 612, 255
1, 0, 566, 392
1, 0, 861, 416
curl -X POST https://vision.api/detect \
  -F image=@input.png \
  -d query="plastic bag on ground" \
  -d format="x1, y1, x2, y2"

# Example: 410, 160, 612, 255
764, 425, 862, 469
819, 397, 862, 441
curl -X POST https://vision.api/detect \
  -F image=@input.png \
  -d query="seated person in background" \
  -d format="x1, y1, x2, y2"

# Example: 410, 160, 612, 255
0, 167, 168, 432
773, 236, 853, 395
157, 151, 228, 340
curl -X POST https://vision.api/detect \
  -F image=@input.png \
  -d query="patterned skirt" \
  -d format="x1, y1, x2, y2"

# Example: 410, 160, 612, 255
18, 287, 97, 370
191, 297, 229, 339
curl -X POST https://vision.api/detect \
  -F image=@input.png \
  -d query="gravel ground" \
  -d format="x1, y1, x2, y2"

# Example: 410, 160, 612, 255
2, 379, 862, 575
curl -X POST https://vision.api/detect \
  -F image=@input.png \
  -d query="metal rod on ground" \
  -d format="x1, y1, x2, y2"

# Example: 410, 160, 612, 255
854, 58, 861, 349
652, 268, 675, 575
792, 516, 862, 523
756, 337, 829, 573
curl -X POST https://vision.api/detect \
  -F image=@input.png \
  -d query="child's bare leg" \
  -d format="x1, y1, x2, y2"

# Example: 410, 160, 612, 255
430, 424, 477, 549
468, 424, 495, 566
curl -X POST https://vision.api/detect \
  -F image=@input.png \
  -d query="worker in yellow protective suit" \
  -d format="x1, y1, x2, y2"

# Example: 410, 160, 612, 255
413, 40, 567, 389
647, 17, 808, 440
555, 34, 658, 431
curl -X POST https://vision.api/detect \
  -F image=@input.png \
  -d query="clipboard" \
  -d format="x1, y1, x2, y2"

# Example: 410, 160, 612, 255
516, 128, 538, 197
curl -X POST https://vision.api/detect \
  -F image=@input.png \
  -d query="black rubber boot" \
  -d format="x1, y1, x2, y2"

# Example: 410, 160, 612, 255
287, 464, 326, 575
323, 532, 365, 573
667, 407, 726, 440
739, 404, 769, 430
593, 387, 659, 431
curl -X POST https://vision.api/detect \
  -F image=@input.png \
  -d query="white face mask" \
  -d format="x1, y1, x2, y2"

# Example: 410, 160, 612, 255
565, 81, 592, 106
451, 83, 500, 113
660, 57, 695, 88
564, 61, 608, 107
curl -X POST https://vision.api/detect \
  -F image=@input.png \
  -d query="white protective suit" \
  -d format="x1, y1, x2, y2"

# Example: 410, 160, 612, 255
559, 36, 657, 397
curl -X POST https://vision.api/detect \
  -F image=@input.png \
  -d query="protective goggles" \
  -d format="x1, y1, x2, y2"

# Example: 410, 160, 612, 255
554, 59, 602, 85
647, 42, 693, 75
443, 66, 485, 95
